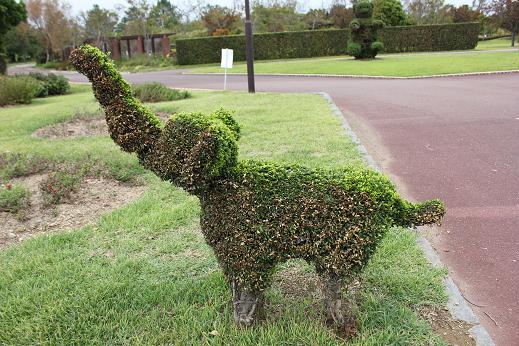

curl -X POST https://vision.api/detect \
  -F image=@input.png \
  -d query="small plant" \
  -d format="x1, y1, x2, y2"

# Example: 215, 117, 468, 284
39, 170, 85, 206
0, 75, 42, 106
27, 72, 70, 97
132, 82, 190, 103
0, 183, 31, 214
0, 153, 49, 180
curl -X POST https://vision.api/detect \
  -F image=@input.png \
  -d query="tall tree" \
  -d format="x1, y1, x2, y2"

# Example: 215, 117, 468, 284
329, 3, 354, 28
405, 0, 450, 24
150, 0, 180, 31
0, 0, 27, 73
489, 0, 519, 45
82, 4, 118, 46
304, 9, 331, 30
373, 0, 408, 26
26, 0, 74, 62
252, 1, 306, 32
4, 22, 45, 62
200, 5, 240, 35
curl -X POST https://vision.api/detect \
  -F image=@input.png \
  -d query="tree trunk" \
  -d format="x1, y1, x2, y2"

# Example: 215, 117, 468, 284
231, 280, 264, 326
512, 25, 517, 47
320, 272, 358, 339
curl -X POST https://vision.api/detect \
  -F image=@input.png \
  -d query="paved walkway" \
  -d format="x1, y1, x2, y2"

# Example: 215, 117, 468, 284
10, 65, 518, 345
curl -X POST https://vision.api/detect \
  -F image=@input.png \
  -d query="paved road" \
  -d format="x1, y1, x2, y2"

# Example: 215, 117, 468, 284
11, 65, 519, 345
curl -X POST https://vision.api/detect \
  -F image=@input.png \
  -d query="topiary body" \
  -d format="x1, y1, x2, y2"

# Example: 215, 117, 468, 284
70, 45, 445, 333
347, 2, 384, 59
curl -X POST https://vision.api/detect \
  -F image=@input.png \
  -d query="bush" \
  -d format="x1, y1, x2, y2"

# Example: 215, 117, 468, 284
0, 183, 31, 214
71, 45, 447, 330
28, 72, 70, 97
0, 75, 42, 106
0, 53, 7, 75
176, 22, 480, 64
132, 82, 191, 103
347, 2, 385, 59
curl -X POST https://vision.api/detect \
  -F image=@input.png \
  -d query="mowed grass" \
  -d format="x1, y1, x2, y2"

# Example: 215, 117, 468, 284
476, 37, 517, 50
190, 49, 519, 77
0, 85, 448, 345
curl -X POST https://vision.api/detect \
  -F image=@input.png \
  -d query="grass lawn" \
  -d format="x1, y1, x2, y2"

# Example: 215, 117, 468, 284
189, 49, 519, 77
476, 37, 516, 50
0, 85, 448, 345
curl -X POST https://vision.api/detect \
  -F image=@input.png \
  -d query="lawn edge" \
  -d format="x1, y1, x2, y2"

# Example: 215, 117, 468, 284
317, 91, 496, 346
185, 69, 519, 80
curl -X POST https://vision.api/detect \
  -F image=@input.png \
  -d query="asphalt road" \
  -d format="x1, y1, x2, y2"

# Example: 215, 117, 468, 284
11, 65, 519, 345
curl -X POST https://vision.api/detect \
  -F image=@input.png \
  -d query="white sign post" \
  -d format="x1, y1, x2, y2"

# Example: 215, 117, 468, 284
221, 48, 233, 90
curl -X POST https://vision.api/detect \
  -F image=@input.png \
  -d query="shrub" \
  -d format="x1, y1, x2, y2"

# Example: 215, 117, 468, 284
0, 75, 42, 106
347, 2, 385, 59
0, 183, 31, 214
28, 72, 70, 97
71, 45, 446, 332
132, 82, 191, 103
39, 170, 85, 206
175, 22, 480, 64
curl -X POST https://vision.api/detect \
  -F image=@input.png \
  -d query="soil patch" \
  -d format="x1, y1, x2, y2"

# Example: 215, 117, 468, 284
32, 112, 172, 139
420, 305, 476, 346
0, 173, 146, 249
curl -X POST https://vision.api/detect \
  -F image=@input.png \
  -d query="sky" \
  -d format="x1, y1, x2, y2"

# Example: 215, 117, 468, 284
69, 0, 473, 16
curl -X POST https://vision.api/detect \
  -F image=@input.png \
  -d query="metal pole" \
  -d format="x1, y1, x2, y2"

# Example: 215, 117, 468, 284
244, 0, 255, 93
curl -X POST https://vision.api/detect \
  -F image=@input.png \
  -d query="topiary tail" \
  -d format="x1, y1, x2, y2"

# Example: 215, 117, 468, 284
69, 45, 162, 160
394, 199, 446, 228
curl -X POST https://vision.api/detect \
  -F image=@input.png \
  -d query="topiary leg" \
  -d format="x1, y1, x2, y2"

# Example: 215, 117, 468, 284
319, 272, 358, 338
231, 279, 264, 326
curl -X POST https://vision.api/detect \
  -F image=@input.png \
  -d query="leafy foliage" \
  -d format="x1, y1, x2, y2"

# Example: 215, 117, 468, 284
0, 75, 41, 106
70, 45, 446, 327
132, 82, 191, 103
0, 0, 27, 74
373, 0, 408, 26
176, 22, 480, 65
347, 2, 385, 59
27, 72, 70, 97
0, 183, 30, 213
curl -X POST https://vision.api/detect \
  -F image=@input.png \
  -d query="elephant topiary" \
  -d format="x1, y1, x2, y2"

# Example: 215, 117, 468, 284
70, 45, 445, 333
347, 1, 385, 59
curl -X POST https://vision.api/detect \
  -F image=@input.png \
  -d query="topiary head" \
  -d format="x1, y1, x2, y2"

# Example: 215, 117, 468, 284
152, 109, 240, 194
354, 1, 373, 18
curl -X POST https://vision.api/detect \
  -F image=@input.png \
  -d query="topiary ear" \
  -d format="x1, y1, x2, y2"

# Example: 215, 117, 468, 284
211, 108, 240, 140
152, 112, 239, 194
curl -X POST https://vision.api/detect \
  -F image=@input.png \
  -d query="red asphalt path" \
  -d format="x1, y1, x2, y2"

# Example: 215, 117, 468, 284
14, 66, 518, 345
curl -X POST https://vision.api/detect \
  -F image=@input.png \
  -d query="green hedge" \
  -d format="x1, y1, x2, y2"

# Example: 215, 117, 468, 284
380, 22, 480, 53
176, 22, 479, 65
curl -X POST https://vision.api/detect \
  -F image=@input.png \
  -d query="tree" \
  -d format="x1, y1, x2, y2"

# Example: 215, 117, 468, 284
449, 4, 482, 22
372, 0, 408, 26
3, 22, 45, 62
252, 1, 306, 32
0, 0, 27, 73
304, 9, 332, 30
329, 4, 354, 28
405, 0, 451, 24
489, 0, 519, 46
82, 4, 118, 47
26, 0, 75, 62
150, 0, 181, 31
200, 5, 240, 36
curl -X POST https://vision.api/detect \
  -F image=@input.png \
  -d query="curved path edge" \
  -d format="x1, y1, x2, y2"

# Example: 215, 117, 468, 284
185, 69, 519, 80
318, 91, 496, 346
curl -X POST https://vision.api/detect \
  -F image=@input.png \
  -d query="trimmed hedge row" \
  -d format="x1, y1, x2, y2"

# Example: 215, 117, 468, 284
380, 22, 480, 53
176, 22, 479, 65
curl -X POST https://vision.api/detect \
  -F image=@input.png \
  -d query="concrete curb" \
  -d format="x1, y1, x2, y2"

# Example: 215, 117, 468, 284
185, 69, 519, 80
318, 91, 495, 346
